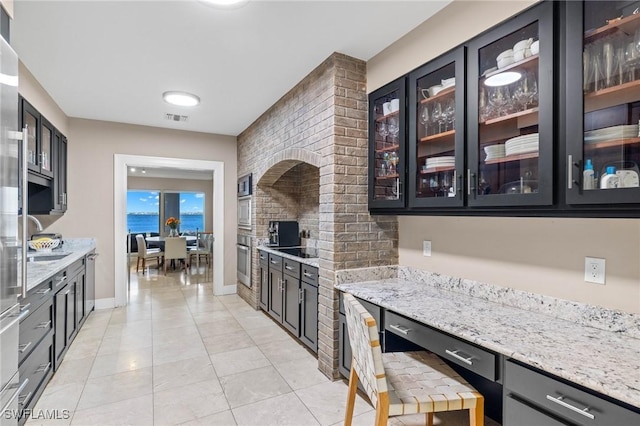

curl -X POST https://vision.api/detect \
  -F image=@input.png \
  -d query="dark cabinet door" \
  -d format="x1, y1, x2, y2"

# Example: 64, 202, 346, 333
299, 281, 318, 353
86, 252, 96, 313
52, 131, 67, 212
76, 270, 85, 327
369, 77, 407, 209
268, 269, 283, 321
39, 117, 54, 179
565, 1, 640, 206
467, 1, 555, 207
53, 285, 68, 369
21, 98, 40, 175
281, 273, 300, 336
408, 46, 466, 208
65, 278, 77, 344
258, 260, 269, 311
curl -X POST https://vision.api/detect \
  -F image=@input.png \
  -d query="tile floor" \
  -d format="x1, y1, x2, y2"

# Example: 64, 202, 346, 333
27, 266, 499, 426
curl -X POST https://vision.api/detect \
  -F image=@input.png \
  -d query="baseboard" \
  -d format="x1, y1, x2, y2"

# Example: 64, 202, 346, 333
95, 298, 115, 310
218, 284, 237, 295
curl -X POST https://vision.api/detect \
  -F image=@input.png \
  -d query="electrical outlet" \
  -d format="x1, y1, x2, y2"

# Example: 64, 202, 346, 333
584, 257, 605, 285
423, 240, 432, 257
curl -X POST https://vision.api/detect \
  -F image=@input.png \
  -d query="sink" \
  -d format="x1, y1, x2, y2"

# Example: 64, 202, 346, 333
27, 253, 70, 263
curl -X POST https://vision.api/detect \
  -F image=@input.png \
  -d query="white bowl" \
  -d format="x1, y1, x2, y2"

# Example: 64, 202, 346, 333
513, 38, 533, 52
497, 56, 515, 69
428, 84, 444, 97
496, 49, 513, 61
513, 49, 526, 62
530, 40, 539, 55
441, 77, 456, 87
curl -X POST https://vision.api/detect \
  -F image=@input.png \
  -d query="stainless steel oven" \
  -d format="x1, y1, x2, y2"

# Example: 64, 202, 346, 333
237, 235, 251, 287
238, 196, 251, 230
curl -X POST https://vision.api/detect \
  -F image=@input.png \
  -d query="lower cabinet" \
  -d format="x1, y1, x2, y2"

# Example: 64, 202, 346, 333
258, 249, 318, 354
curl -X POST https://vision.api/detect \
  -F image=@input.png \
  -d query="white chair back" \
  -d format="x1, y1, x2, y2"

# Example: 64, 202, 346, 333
135, 234, 147, 257
164, 236, 187, 261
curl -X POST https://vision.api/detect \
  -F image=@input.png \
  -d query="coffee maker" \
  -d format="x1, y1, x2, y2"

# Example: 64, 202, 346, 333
268, 221, 299, 247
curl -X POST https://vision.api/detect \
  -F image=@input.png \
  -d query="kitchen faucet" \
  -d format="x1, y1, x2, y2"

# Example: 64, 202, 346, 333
18, 214, 44, 234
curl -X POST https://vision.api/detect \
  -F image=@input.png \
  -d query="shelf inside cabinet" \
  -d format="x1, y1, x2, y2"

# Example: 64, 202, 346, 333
485, 151, 538, 165
584, 79, 640, 113
375, 144, 400, 153
419, 86, 455, 105
420, 130, 455, 144
481, 107, 539, 126
584, 13, 640, 44
481, 55, 539, 80
375, 110, 399, 122
420, 165, 455, 173
375, 174, 400, 180
584, 137, 640, 150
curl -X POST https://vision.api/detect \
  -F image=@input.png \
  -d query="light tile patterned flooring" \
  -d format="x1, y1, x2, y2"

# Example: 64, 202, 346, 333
27, 266, 499, 426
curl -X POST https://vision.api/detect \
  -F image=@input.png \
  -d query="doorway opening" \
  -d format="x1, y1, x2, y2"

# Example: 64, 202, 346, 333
114, 154, 230, 307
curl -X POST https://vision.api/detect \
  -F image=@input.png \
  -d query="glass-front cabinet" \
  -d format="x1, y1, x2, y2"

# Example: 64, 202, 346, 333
566, 0, 640, 205
467, 1, 554, 207
21, 98, 53, 179
408, 47, 465, 208
368, 78, 406, 209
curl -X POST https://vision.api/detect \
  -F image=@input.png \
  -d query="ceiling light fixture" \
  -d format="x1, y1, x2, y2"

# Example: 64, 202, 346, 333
130, 167, 136, 172
141, 168, 146, 174
198, 0, 248, 9
162, 91, 201, 107
484, 71, 522, 87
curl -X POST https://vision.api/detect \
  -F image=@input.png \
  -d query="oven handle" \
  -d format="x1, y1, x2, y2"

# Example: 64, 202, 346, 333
237, 245, 249, 251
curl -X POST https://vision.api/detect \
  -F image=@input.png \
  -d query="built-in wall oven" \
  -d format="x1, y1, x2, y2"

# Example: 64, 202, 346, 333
238, 174, 252, 230
237, 235, 251, 287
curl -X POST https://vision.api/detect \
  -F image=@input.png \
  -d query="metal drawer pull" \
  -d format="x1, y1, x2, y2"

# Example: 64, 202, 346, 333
303, 272, 313, 278
299, 288, 304, 304
36, 288, 51, 295
545, 394, 595, 420
20, 303, 31, 312
18, 341, 32, 353
270, 260, 278, 264
36, 362, 51, 373
64, 289, 71, 295
285, 265, 294, 271
445, 349, 474, 366
388, 324, 411, 335
56, 276, 67, 286
18, 391, 32, 404
567, 155, 573, 189
1, 378, 29, 413
36, 320, 52, 329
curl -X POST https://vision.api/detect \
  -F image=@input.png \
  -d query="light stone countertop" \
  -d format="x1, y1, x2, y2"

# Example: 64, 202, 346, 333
257, 245, 319, 268
24, 238, 96, 292
335, 277, 640, 409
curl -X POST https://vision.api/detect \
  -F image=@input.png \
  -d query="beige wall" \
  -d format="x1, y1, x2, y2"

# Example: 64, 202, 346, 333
19, 62, 69, 135
368, 0, 640, 314
128, 176, 214, 232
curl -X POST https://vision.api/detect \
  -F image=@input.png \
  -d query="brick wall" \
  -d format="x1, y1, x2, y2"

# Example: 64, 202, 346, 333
237, 52, 398, 378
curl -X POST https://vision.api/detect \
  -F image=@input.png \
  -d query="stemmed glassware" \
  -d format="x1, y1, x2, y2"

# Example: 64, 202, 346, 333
388, 117, 400, 143
443, 99, 455, 131
419, 105, 430, 136
432, 103, 443, 134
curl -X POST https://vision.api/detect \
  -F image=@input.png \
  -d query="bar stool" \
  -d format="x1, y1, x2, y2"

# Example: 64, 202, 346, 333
342, 293, 484, 426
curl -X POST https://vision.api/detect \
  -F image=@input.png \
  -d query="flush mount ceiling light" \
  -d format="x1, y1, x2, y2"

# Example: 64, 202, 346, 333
162, 91, 200, 107
198, 0, 248, 9
484, 71, 522, 87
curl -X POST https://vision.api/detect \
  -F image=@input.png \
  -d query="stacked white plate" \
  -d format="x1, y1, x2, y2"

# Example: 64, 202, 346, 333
484, 144, 506, 160
505, 133, 539, 156
584, 124, 639, 144
425, 156, 455, 170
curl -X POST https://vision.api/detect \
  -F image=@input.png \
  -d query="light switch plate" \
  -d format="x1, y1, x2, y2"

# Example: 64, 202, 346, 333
584, 257, 605, 285
423, 240, 432, 257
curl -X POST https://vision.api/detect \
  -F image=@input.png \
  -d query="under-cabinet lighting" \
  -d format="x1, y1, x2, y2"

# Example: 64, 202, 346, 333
162, 91, 200, 107
484, 71, 522, 87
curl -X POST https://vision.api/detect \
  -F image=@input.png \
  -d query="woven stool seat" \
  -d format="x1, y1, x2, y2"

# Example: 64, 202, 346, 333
342, 293, 484, 426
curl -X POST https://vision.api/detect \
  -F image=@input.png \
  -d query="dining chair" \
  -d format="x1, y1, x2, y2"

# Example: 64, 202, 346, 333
135, 234, 163, 274
342, 293, 484, 426
189, 232, 213, 267
164, 236, 189, 275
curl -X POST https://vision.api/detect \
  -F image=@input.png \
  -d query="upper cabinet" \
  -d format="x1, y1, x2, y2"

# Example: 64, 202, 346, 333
467, 2, 554, 207
565, 0, 640, 206
368, 78, 406, 209
408, 47, 465, 208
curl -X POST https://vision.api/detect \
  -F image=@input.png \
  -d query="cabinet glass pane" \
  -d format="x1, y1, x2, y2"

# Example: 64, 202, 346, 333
25, 111, 37, 166
582, 1, 640, 192
414, 62, 457, 199
477, 22, 539, 197
372, 89, 401, 201
41, 125, 52, 173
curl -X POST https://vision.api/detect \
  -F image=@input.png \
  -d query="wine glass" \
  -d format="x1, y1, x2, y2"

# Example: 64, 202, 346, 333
444, 99, 455, 131
527, 74, 538, 108
432, 103, 443, 134
388, 117, 400, 143
419, 105, 430, 136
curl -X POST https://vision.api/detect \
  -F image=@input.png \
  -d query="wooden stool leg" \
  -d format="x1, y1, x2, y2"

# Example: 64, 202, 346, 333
142, 258, 146, 275
375, 393, 389, 426
426, 412, 434, 426
344, 365, 358, 426
469, 394, 484, 426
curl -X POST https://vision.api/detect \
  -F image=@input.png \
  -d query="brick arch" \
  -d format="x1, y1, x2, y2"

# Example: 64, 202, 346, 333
257, 148, 322, 187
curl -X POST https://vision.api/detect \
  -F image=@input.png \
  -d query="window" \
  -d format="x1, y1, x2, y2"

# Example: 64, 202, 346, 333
127, 191, 160, 233
127, 190, 205, 235
165, 191, 205, 234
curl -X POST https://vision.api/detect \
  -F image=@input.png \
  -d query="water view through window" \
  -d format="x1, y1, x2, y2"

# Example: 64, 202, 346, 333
127, 190, 204, 234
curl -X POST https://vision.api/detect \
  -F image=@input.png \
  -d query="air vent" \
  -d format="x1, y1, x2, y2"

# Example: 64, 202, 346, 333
165, 113, 189, 122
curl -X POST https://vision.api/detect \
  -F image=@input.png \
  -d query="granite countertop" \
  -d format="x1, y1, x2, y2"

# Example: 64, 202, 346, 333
24, 238, 96, 292
257, 245, 319, 268
335, 278, 640, 409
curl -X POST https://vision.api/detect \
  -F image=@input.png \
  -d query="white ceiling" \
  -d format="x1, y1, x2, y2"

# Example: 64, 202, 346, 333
12, 0, 450, 137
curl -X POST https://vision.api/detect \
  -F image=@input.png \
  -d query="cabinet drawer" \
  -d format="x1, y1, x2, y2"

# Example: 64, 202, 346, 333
20, 279, 53, 314
18, 330, 53, 412
283, 258, 300, 279
67, 257, 85, 279
384, 310, 497, 381
301, 265, 318, 286
339, 292, 382, 325
52, 271, 67, 292
19, 299, 53, 365
268, 254, 282, 271
505, 360, 640, 426
258, 250, 268, 264
504, 395, 571, 426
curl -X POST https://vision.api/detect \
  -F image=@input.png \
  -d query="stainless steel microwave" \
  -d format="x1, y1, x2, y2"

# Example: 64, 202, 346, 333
238, 174, 252, 197
238, 196, 251, 230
